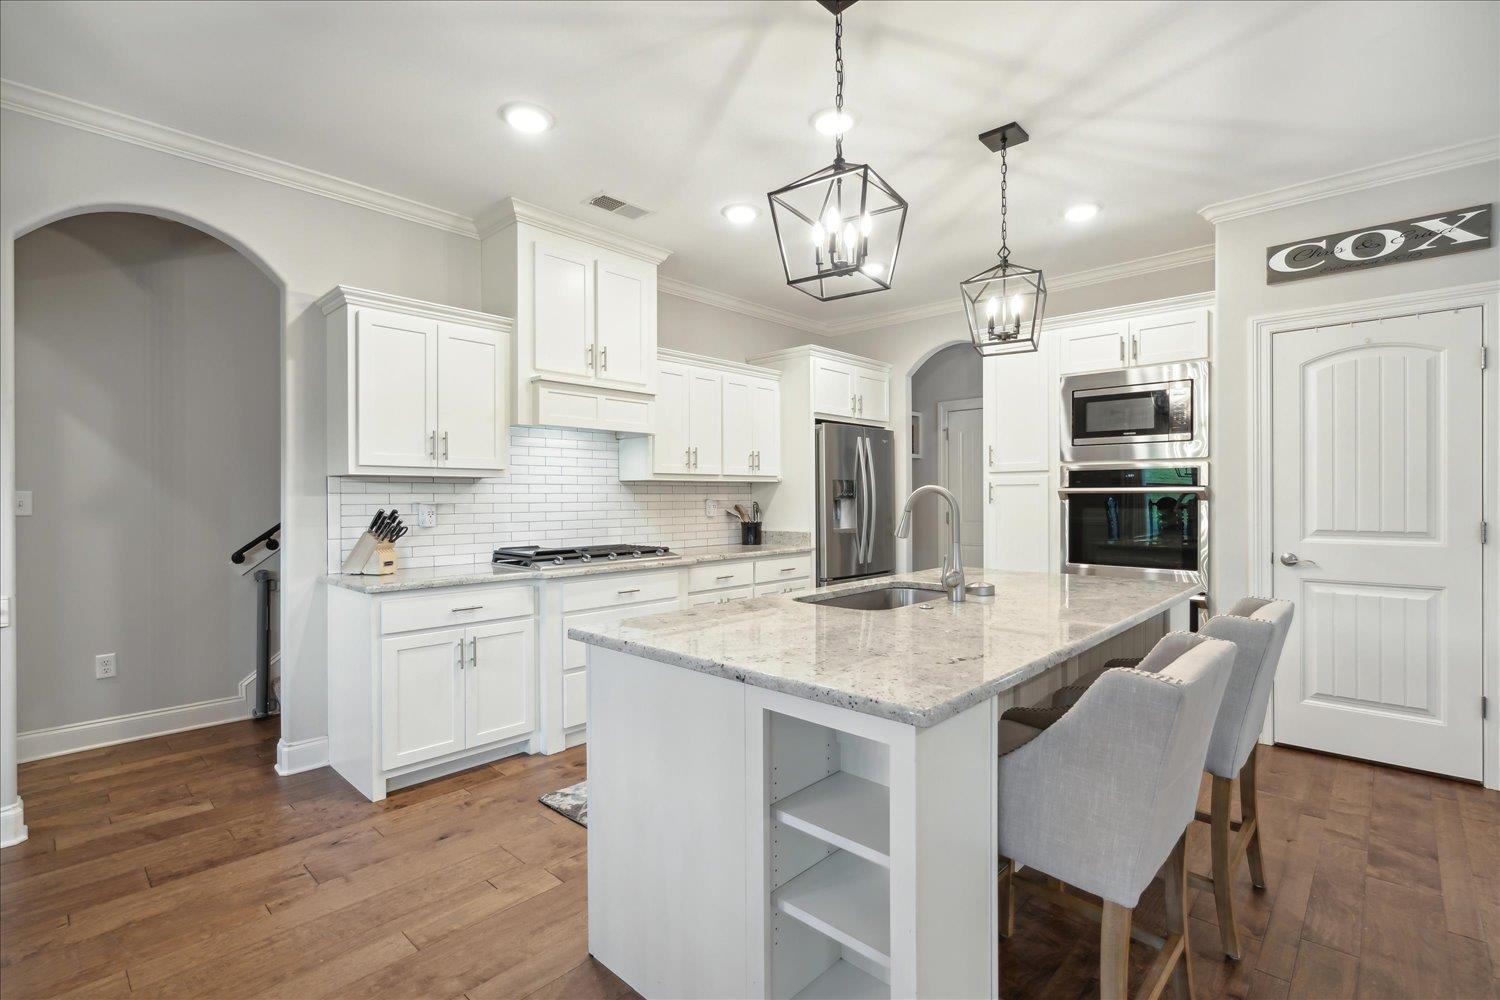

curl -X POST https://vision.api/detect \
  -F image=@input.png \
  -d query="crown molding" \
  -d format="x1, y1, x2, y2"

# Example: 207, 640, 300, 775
0, 79, 479, 237
819, 243, 1216, 337
657, 277, 827, 335
315, 285, 511, 328
477, 197, 672, 264
746, 343, 893, 371
657, 347, 782, 379
1198, 137, 1500, 225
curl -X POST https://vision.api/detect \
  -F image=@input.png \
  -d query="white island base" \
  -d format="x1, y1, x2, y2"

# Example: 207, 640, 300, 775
584, 601, 1187, 999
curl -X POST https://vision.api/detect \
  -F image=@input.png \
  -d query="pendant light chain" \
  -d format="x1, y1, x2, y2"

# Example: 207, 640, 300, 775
998, 138, 1010, 269
833, 11, 845, 164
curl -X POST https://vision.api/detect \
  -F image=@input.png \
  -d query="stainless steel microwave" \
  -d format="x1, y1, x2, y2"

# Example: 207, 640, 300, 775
1060, 361, 1208, 463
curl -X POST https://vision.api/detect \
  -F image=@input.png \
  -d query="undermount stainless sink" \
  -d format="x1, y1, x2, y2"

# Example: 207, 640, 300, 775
795, 585, 947, 611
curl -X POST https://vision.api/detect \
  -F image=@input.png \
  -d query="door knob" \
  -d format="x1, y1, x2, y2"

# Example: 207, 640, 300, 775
1279, 552, 1301, 566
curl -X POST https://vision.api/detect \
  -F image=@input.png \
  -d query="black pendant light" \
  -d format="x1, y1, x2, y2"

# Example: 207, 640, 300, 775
962, 122, 1046, 356
766, 0, 907, 302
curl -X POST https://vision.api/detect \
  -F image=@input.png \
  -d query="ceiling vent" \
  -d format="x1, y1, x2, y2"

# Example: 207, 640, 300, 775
584, 192, 651, 220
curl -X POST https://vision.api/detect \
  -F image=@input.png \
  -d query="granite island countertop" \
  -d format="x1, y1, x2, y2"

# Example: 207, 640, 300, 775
324, 537, 813, 594
567, 568, 1203, 728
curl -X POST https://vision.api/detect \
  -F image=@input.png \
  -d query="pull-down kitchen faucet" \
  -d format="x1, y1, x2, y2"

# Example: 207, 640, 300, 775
895, 484, 966, 602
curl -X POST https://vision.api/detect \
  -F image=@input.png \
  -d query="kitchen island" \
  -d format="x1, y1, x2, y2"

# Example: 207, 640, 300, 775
569, 568, 1202, 1000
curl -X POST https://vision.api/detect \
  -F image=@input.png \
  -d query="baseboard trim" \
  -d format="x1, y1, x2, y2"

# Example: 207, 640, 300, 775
17, 695, 252, 763
0, 798, 27, 848
276, 736, 329, 776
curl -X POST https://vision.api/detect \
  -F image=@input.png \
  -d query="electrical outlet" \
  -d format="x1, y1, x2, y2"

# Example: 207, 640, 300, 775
95, 653, 117, 679
704, 499, 719, 519
415, 503, 437, 528
15, 491, 32, 516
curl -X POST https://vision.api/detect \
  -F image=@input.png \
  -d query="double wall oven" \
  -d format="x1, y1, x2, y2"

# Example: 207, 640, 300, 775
1059, 361, 1209, 589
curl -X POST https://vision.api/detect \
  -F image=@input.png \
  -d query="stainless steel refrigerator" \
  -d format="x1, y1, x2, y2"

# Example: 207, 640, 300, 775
816, 421, 895, 585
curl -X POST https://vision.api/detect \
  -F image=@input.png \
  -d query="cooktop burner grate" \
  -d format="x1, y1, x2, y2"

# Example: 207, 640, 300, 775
491, 543, 673, 569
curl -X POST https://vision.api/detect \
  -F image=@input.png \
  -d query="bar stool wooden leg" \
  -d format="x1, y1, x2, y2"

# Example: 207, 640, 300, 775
998, 859, 1015, 939
1240, 747, 1266, 890
1100, 901, 1133, 1000
1163, 833, 1194, 1000
1210, 775, 1243, 960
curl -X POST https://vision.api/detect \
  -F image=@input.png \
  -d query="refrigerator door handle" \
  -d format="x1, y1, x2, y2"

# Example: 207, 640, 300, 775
864, 435, 878, 564
853, 435, 867, 564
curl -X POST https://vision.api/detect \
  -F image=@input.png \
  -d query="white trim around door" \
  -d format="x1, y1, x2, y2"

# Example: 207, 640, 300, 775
1249, 280, 1500, 789
938, 397, 986, 570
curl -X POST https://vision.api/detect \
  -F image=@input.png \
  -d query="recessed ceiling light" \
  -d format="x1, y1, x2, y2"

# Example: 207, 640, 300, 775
811, 108, 856, 136
1064, 203, 1101, 223
500, 102, 554, 134
721, 204, 760, 225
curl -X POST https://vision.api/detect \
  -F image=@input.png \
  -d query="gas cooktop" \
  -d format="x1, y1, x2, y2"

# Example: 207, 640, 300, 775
491, 543, 675, 569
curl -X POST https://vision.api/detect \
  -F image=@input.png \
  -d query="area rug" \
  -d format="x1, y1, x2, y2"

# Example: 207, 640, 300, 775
540, 780, 588, 827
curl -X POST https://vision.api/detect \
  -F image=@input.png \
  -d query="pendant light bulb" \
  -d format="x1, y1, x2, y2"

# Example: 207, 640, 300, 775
860, 213, 873, 236
811, 221, 826, 246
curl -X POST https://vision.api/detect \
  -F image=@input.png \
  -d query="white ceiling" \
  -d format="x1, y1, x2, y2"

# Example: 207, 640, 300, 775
2, 1, 1497, 325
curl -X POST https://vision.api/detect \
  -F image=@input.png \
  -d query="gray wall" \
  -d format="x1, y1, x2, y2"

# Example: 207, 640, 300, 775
658, 292, 830, 363
15, 213, 280, 732
1211, 161, 1500, 605
909, 343, 981, 570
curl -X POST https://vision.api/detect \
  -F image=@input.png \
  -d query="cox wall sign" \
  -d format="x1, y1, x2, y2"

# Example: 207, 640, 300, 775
1266, 204, 1491, 285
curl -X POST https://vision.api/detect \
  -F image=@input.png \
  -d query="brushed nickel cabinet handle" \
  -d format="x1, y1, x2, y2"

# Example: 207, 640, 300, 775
716, 573, 735, 581
587, 344, 595, 369
451, 605, 484, 613
456, 642, 465, 669
617, 588, 641, 595
428, 431, 436, 457
1119, 338, 1126, 363
469, 635, 477, 666
600, 346, 608, 371
442, 431, 449, 460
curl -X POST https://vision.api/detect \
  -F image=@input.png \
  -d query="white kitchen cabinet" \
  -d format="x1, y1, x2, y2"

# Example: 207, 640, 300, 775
807, 352, 890, 423
813, 357, 857, 417
481, 199, 670, 433
983, 346, 1052, 473
983, 473, 1051, 573
322, 287, 512, 477
1128, 308, 1209, 366
561, 594, 680, 737
1057, 321, 1130, 375
465, 619, 536, 748
618, 351, 781, 482
853, 368, 890, 423
380, 628, 466, 770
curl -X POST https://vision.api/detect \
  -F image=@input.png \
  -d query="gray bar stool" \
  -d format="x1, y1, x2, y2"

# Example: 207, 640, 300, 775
1050, 598, 1295, 959
998, 633, 1236, 999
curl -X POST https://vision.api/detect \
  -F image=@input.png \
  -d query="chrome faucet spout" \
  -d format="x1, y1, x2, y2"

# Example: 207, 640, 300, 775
896, 484, 966, 602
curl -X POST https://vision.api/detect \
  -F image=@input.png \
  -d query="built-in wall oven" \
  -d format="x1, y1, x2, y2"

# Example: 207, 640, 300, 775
1061, 361, 1207, 463
1060, 463, 1208, 585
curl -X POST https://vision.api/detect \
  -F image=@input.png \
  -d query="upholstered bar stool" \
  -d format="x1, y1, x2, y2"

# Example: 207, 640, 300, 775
997, 633, 1236, 999
1050, 598, 1295, 959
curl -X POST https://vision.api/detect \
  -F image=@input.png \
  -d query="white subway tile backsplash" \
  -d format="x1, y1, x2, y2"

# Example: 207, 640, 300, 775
328, 427, 756, 572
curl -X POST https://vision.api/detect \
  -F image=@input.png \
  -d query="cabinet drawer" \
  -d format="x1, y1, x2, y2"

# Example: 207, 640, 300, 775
382, 586, 534, 635
754, 554, 813, 584
754, 579, 809, 598
562, 569, 679, 612
687, 560, 755, 593
563, 597, 681, 671
688, 586, 755, 607
563, 669, 587, 729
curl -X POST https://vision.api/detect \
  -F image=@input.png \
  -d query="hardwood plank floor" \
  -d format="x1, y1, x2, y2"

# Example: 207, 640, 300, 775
2, 722, 1495, 999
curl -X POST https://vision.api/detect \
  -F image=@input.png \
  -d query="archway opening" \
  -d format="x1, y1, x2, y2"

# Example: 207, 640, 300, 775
907, 343, 983, 571
13, 211, 282, 762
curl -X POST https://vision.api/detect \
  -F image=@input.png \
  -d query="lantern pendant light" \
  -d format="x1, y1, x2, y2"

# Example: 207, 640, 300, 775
962, 122, 1046, 356
766, 0, 907, 302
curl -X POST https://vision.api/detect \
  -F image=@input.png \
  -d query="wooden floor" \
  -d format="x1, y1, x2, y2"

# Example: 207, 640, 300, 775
1, 721, 1495, 999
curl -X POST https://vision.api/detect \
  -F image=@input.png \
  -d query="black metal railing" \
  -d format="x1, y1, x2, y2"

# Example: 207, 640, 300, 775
231, 523, 280, 565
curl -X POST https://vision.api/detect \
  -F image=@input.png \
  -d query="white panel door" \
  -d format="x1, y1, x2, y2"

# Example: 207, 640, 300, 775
532, 240, 595, 379
1130, 308, 1209, 366
984, 474, 1050, 572
750, 378, 781, 476
465, 619, 535, 747
654, 362, 692, 474
688, 367, 723, 475
1058, 322, 1127, 375
941, 403, 986, 568
983, 350, 1050, 472
721, 375, 755, 477
595, 257, 654, 389
381, 628, 465, 769
437, 322, 506, 471
812, 359, 856, 417
1271, 309, 1484, 779
854, 368, 890, 423
356, 308, 438, 469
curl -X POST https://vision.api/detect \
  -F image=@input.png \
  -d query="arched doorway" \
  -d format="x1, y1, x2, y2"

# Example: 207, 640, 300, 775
12, 211, 282, 763
907, 343, 983, 571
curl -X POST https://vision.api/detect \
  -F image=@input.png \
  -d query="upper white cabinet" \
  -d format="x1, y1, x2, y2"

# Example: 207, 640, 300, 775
1057, 307, 1210, 375
983, 345, 1052, 473
322, 287, 512, 477
806, 351, 890, 423
619, 351, 780, 481
481, 199, 670, 434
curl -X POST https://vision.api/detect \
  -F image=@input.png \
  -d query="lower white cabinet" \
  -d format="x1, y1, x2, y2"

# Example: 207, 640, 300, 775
466, 619, 536, 747
561, 596, 680, 735
983, 473, 1051, 573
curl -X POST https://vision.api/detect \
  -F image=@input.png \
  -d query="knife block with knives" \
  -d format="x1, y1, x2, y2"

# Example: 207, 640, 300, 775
342, 508, 407, 575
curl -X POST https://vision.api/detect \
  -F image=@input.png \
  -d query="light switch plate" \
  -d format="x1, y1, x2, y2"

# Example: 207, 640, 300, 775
14, 491, 32, 516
